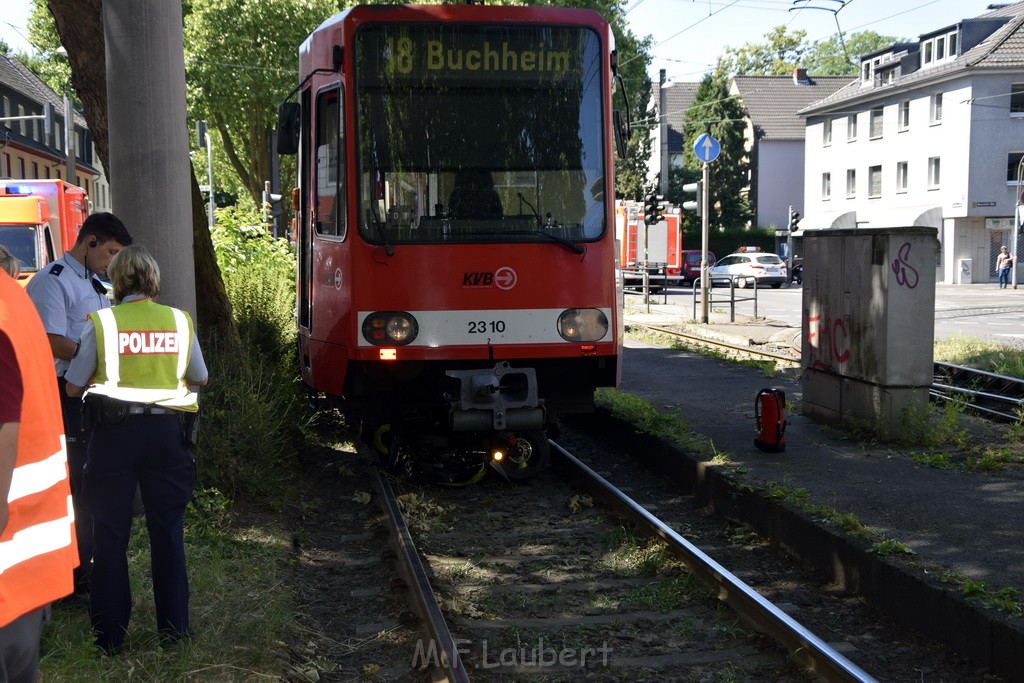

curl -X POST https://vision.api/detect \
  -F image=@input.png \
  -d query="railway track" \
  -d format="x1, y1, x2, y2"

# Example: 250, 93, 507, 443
932, 361, 1024, 421
370, 440, 883, 681
631, 322, 1024, 421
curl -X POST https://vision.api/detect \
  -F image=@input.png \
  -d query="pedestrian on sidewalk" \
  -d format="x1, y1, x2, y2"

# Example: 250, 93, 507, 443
996, 246, 1013, 288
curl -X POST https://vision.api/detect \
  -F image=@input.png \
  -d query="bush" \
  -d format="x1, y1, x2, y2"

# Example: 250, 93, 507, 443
198, 207, 307, 503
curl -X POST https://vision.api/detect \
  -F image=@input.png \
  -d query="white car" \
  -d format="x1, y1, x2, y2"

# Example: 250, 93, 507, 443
709, 252, 788, 288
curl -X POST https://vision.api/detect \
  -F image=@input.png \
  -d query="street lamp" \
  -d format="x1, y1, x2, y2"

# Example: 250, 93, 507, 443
196, 120, 215, 228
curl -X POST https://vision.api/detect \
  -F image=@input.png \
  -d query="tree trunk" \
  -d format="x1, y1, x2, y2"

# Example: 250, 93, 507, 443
46, 0, 238, 347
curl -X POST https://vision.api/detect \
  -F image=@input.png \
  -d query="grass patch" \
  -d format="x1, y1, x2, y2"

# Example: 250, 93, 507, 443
595, 388, 717, 457
961, 579, 1023, 617
603, 527, 675, 577
40, 490, 293, 679
934, 336, 1024, 378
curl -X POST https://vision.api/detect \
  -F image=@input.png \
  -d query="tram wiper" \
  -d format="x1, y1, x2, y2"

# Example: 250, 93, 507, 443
493, 229, 585, 255
370, 206, 395, 257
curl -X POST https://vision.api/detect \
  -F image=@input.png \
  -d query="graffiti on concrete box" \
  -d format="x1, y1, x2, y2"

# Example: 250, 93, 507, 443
891, 242, 919, 289
806, 314, 850, 370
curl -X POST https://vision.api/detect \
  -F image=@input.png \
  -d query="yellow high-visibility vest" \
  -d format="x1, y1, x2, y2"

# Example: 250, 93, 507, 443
85, 299, 198, 412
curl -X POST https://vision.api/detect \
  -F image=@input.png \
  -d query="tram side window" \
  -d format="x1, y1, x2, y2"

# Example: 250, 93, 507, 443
315, 88, 346, 238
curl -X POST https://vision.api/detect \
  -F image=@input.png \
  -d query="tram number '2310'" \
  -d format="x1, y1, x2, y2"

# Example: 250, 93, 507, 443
468, 320, 507, 334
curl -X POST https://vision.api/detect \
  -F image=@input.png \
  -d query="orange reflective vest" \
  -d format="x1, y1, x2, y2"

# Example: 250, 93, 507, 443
0, 274, 78, 627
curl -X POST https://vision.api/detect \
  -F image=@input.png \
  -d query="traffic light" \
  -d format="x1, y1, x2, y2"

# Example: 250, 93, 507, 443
644, 192, 665, 226
789, 209, 801, 231
682, 181, 701, 216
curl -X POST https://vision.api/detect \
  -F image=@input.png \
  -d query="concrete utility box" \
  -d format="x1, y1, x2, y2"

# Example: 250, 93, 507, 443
801, 227, 938, 438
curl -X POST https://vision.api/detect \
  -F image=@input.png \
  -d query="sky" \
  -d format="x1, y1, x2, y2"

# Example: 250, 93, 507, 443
0, 0, 1005, 82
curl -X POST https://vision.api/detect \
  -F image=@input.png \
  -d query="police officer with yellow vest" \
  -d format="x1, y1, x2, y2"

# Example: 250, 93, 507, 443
26, 212, 133, 597
64, 245, 208, 654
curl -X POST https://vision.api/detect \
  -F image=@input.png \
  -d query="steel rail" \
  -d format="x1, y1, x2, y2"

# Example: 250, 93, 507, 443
550, 441, 877, 683
933, 361, 1024, 421
636, 323, 799, 364
369, 462, 470, 683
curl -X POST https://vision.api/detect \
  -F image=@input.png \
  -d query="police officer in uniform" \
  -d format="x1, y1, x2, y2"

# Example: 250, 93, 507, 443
64, 245, 208, 654
25, 212, 133, 596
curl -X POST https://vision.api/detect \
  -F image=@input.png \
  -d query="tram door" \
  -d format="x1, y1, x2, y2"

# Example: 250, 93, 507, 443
298, 88, 312, 331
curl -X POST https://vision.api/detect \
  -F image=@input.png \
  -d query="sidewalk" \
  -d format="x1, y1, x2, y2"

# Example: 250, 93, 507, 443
616, 302, 1024, 678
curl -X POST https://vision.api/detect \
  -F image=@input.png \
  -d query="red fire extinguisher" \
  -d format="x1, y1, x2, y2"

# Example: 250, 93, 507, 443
754, 388, 786, 452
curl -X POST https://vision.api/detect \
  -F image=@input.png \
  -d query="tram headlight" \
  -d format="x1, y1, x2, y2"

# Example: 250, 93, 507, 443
362, 312, 419, 346
557, 308, 608, 342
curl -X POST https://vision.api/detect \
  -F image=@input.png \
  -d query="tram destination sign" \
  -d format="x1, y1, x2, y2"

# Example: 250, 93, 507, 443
357, 25, 594, 85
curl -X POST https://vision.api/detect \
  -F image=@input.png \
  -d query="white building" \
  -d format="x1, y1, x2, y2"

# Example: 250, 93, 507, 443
799, 2, 1024, 285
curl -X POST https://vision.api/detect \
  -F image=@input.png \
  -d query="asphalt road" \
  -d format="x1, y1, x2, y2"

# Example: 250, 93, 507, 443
646, 282, 1024, 342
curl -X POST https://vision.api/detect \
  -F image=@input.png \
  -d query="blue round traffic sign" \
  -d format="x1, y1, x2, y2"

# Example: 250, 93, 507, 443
694, 133, 720, 163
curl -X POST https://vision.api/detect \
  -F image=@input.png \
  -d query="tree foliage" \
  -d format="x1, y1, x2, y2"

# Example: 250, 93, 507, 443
803, 31, 907, 75
183, 0, 336, 206
716, 25, 807, 77
679, 73, 750, 230
715, 24, 904, 77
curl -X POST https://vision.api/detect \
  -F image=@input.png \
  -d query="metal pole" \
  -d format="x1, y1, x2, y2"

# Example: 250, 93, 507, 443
700, 162, 711, 324
1014, 156, 1022, 289
786, 203, 794, 280
63, 96, 75, 184
206, 130, 215, 228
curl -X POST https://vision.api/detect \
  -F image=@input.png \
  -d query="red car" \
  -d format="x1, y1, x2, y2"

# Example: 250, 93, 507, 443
680, 250, 716, 285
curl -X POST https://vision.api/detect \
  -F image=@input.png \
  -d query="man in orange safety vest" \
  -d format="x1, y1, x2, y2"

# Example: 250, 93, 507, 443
0, 268, 78, 680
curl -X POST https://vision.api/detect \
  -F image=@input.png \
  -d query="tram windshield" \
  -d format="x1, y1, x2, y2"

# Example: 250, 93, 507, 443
353, 24, 606, 247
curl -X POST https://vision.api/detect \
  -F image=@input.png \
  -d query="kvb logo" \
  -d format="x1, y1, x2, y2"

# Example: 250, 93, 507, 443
462, 267, 518, 290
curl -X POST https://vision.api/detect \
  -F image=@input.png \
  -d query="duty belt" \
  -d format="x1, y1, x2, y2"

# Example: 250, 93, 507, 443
127, 405, 177, 416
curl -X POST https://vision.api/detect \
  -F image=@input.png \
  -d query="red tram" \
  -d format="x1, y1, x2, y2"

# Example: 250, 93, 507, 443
278, 4, 623, 481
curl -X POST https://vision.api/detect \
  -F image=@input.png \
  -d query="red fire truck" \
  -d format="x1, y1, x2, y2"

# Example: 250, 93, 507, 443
615, 200, 682, 291
0, 180, 89, 285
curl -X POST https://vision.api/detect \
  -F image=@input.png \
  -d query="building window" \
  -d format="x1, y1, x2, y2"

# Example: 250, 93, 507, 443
930, 93, 943, 124
823, 118, 832, 146
936, 36, 945, 60
846, 169, 856, 198
1011, 84, 1024, 115
870, 107, 883, 139
17, 105, 26, 136
924, 41, 933, 64
822, 172, 831, 200
847, 113, 858, 141
869, 166, 882, 197
898, 101, 910, 130
1006, 152, 1024, 182
0, 96, 7, 119
928, 157, 941, 188
896, 161, 908, 192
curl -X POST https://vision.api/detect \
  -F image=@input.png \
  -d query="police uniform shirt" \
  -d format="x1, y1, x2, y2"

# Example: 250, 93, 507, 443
63, 295, 209, 390
25, 252, 110, 378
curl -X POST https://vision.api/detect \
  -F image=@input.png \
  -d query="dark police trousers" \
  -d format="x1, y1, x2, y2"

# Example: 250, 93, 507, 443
84, 410, 194, 651
58, 377, 93, 593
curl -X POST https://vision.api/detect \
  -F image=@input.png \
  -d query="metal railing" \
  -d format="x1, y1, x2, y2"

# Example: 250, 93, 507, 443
622, 268, 669, 306
692, 275, 759, 321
